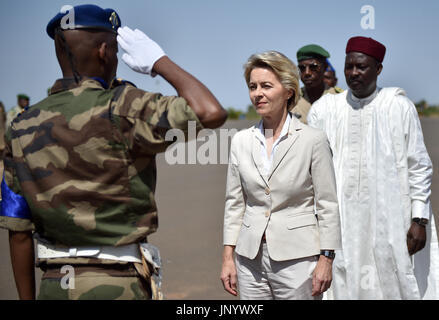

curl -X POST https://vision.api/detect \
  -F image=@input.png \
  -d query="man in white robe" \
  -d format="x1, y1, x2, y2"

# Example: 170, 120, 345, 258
308, 36, 439, 299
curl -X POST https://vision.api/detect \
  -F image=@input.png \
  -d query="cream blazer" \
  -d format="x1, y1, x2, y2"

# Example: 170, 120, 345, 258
223, 116, 341, 261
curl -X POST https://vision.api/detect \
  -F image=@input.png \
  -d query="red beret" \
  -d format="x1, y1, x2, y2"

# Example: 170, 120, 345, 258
346, 36, 386, 63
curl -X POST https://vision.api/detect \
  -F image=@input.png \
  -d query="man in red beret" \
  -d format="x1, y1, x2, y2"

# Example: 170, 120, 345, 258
308, 36, 439, 299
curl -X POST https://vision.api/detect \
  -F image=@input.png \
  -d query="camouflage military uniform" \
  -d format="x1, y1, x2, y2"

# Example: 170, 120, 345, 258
0, 77, 202, 299
291, 86, 343, 124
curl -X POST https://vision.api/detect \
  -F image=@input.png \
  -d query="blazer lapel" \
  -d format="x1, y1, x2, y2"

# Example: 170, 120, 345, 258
268, 116, 302, 181
251, 127, 269, 187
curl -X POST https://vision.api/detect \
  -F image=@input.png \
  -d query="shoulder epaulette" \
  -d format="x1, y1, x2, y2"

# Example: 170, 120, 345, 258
334, 86, 344, 93
12, 106, 31, 125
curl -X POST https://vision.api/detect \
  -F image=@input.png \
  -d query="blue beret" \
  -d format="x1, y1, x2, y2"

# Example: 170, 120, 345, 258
46, 4, 121, 39
326, 59, 335, 72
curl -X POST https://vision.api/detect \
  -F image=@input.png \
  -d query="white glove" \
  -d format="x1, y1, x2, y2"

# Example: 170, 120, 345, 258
117, 26, 166, 76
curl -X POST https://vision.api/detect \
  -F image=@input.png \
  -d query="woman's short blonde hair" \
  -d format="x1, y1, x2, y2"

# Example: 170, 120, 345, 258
244, 51, 300, 111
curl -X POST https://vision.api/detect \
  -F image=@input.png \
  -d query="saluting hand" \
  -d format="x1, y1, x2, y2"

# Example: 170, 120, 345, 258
117, 26, 166, 76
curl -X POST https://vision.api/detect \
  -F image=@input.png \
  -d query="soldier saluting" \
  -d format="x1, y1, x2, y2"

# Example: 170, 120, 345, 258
0, 4, 226, 300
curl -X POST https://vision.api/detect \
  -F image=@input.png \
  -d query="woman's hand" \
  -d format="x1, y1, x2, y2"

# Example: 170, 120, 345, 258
312, 255, 333, 296
220, 245, 238, 296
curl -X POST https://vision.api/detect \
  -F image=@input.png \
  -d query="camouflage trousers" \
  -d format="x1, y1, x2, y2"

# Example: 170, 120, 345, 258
37, 263, 152, 300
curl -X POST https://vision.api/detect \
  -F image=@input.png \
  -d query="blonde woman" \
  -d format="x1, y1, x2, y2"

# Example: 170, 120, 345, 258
221, 51, 341, 300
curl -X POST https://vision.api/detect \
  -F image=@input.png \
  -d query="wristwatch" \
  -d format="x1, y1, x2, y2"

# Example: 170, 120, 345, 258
412, 218, 429, 227
320, 250, 336, 259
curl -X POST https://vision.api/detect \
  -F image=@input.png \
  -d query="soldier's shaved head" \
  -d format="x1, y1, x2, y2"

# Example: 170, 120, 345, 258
54, 29, 118, 84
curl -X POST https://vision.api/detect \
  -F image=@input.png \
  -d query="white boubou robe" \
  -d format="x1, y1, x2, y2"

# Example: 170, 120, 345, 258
307, 87, 439, 299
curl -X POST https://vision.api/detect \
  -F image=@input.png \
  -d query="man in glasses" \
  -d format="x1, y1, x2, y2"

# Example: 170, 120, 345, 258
308, 36, 439, 299
291, 44, 341, 124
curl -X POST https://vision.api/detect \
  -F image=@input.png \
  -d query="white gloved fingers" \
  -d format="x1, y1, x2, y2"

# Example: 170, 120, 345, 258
118, 25, 134, 35
117, 26, 166, 76
124, 26, 137, 39
117, 27, 129, 41
117, 26, 135, 44
121, 53, 136, 69
117, 35, 131, 53
133, 28, 148, 41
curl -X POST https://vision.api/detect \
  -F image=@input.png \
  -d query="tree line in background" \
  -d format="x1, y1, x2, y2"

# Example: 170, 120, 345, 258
227, 105, 260, 120
227, 101, 439, 120
415, 100, 439, 117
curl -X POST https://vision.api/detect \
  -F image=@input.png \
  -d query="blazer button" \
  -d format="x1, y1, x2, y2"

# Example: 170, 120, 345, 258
265, 187, 270, 195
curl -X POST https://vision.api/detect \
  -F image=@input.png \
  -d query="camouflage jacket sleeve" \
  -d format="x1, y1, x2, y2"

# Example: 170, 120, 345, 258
0, 129, 34, 231
112, 85, 203, 155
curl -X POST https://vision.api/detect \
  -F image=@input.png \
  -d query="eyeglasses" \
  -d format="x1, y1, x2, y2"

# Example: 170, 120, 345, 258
298, 63, 322, 73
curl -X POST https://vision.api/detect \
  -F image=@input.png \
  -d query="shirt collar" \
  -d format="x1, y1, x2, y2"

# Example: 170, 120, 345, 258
347, 87, 380, 108
49, 77, 111, 95
256, 112, 292, 143
90, 77, 109, 89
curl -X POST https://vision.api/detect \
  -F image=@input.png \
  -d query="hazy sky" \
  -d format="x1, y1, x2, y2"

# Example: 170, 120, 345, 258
1, 0, 438, 111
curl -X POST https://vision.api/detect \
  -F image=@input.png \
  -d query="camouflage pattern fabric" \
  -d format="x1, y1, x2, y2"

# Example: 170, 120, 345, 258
38, 263, 151, 300
291, 86, 342, 124
0, 77, 203, 247
36, 254, 161, 300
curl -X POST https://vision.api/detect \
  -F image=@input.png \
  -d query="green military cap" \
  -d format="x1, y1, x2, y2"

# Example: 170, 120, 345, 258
297, 44, 330, 62
17, 94, 30, 100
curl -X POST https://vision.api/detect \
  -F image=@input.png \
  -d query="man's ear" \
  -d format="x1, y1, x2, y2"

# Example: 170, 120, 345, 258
376, 63, 383, 76
98, 42, 107, 62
